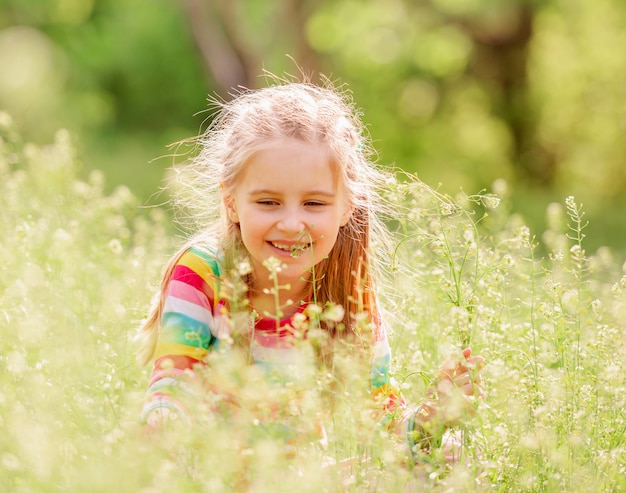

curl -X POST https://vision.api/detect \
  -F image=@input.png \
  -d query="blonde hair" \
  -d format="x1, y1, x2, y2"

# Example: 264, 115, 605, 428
137, 76, 393, 365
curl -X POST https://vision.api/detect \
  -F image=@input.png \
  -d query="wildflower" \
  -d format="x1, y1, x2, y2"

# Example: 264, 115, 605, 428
463, 227, 475, 245
591, 299, 602, 318
570, 244, 582, 256
407, 209, 423, 222
561, 289, 578, 315
481, 194, 501, 209
321, 303, 345, 323
305, 303, 323, 319
551, 250, 564, 263
263, 256, 284, 274
237, 259, 252, 276
602, 363, 622, 381
291, 311, 309, 332
426, 218, 442, 235
502, 254, 514, 267
108, 238, 123, 255
440, 202, 455, 216
537, 302, 550, 315
611, 275, 626, 293
430, 237, 446, 257
228, 311, 251, 336
518, 226, 530, 244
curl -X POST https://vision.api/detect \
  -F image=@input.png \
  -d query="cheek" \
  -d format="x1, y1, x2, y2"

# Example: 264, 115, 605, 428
238, 216, 264, 243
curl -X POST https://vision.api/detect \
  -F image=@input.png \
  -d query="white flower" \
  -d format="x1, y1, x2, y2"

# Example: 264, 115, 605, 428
518, 226, 530, 244
321, 303, 345, 323
463, 227, 475, 244
108, 238, 123, 255
492, 178, 508, 196
237, 259, 252, 276
482, 194, 501, 209
591, 299, 602, 317
305, 304, 323, 318
440, 202, 455, 216
263, 256, 284, 273
291, 312, 309, 331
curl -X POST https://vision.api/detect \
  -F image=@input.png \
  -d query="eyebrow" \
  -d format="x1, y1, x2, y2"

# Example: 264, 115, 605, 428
248, 189, 336, 197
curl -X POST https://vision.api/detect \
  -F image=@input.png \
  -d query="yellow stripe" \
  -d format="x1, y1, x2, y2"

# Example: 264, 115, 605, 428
178, 251, 219, 302
372, 385, 389, 396
155, 341, 208, 360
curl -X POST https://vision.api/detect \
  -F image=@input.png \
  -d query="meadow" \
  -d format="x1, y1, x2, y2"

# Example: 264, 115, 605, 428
1, 116, 625, 492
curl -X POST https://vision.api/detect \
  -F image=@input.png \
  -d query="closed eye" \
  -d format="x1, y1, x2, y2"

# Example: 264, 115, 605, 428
257, 199, 280, 206
304, 201, 327, 207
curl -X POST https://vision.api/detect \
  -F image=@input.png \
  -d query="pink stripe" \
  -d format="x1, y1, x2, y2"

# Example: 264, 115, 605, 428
148, 368, 191, 388
155, 355, 203, 372
172, 265, 207, 293
168, 279, 214, 311
251, 303, 309, 348
254, 303, 306, 335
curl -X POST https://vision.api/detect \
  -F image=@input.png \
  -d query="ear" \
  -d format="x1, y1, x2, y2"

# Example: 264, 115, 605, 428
222, 191, 240, 224
340, 201, 354, 227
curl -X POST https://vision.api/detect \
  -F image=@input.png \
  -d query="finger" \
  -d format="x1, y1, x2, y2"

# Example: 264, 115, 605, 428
439, 351, 486, 383
439, 366, 457, 381
466, 355, 486, 371
449, 360, 484, 382
461, 381, 485, 399
439, 353, 467, 379
452, 372, 482, 389
439, 355, 460, 373
439, 368, 482, 389
437, 378, 454, 394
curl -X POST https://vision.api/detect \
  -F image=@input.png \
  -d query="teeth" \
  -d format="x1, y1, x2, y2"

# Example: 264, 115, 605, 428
271, 242, 310, 252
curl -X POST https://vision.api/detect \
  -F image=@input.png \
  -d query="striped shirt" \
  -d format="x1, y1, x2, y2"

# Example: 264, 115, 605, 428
142, 246, 406, 434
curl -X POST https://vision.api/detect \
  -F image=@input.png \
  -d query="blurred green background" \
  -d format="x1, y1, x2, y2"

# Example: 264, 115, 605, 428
2, 0, 625, 252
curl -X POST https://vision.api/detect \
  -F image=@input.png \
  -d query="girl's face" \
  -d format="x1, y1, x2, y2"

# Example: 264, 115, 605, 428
223, 138, 352, 292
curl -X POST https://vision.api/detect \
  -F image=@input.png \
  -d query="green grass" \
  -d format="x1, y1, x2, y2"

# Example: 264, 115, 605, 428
1, 116, 625, 492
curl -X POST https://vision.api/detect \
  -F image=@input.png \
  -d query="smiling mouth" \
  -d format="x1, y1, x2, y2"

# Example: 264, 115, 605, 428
269, 241, 311, 257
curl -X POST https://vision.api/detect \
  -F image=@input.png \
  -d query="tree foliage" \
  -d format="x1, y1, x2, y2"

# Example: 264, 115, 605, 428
1, 0, 625, 247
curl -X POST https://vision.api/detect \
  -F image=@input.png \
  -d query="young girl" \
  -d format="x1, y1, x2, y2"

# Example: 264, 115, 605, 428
137, 78, 485, 463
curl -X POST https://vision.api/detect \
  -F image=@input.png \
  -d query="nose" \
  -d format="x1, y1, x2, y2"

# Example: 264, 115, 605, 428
277, 207, 306, 234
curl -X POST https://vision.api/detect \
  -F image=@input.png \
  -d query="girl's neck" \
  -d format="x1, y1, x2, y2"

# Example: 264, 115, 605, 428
249, 279, 310, 320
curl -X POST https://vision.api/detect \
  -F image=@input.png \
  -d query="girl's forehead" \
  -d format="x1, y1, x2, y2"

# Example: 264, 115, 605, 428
235, 139, 343, 192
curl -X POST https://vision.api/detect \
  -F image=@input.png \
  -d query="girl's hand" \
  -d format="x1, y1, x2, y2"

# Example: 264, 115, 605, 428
438, 347, 485, 401
418, 348, 486, 428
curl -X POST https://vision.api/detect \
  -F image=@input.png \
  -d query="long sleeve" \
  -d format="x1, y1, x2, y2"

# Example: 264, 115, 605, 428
141, 247, 225, 423
370, 321, 407, 428
370, 323, 453, 461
